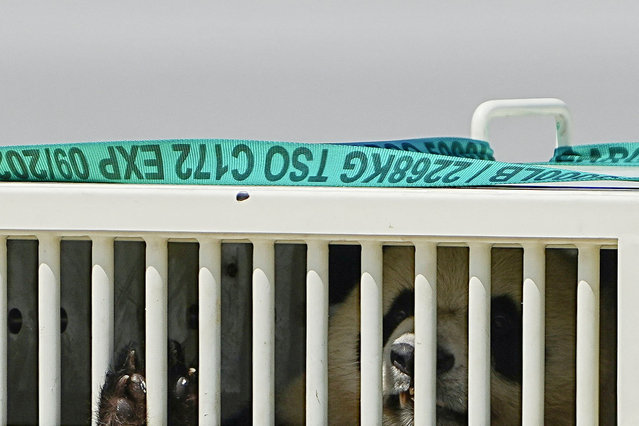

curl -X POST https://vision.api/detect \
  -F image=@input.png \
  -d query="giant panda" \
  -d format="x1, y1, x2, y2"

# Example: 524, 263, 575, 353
277, 246, 616, 425
98, 246, 615, 425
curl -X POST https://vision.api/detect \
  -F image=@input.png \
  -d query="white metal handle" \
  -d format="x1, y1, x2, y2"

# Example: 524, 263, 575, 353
471, 98, 573, 147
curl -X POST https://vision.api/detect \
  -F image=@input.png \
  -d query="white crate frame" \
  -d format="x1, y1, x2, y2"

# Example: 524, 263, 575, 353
0, 182, 635, 425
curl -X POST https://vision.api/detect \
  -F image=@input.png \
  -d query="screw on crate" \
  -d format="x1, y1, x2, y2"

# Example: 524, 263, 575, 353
8, 308, 22, 334
225, 262, 239, 277
60, 307, 68, 333
236, 191, 250, 201
6, 307, 67, 333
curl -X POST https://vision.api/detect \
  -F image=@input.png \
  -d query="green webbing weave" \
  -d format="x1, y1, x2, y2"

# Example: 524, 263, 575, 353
552, 143, 639, 165
0, 137, 635, 187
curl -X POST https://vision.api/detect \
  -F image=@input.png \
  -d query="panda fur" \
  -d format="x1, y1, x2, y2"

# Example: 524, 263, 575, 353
277, 246, 616, 425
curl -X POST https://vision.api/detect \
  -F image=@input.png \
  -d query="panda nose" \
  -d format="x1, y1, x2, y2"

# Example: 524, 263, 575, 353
391, 343, 456, 376
437, 346, 455, 374
390, 342, 414, 377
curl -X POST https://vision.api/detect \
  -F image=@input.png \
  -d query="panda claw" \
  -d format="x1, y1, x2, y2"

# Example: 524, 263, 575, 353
129, 373, 147, 401
123, 349, 137, 371
175, 376, 189, 400
114, 375, 130, 393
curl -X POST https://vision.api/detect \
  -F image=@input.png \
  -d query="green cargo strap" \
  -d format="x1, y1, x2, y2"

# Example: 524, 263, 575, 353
0, 137, 636, 187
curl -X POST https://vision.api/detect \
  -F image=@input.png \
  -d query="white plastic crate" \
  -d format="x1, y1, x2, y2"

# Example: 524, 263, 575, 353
0, 99, 635, 425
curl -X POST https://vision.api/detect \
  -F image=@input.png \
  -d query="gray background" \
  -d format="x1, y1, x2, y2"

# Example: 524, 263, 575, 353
2, 1, 639, 162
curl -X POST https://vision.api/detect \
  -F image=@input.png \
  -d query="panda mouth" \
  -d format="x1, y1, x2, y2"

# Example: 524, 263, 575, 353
395, 389, 467, 423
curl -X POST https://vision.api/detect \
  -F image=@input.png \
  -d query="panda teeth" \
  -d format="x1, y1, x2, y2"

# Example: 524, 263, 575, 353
399, 391, 410, 407
398, 388, 415, 407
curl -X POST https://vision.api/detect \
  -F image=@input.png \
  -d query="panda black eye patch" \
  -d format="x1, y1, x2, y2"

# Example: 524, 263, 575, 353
383, 289, 414, 346
491, 294, 522, 382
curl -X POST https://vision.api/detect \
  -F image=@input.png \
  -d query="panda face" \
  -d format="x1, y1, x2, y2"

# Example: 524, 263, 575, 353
380, 290, 523, 425
380, 246, 528, 425
280, 246, 595, 425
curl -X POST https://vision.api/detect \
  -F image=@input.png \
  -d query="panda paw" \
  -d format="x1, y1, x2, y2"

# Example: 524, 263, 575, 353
97, 341, 198, 425
98, 346, 147, 425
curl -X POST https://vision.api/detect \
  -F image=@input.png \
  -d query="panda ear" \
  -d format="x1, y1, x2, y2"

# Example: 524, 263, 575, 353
328, 245, 360, 305
490, 295, 522, 382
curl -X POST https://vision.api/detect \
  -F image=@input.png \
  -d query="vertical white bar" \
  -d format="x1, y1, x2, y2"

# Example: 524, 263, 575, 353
414, 242, 437, 426
145, 237, 168, 425
91, 237, 114, 426
468, 243, 491, 426
0, 237, 6, 426
522, 243, 545, 425
252, 240, 275, 426
199, 238, 221, 426
305, 240, 329, 426
38, 234, 61, 426
360, 242, 383, 425
576, 245, 599, 426
617, 237, 639, 424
